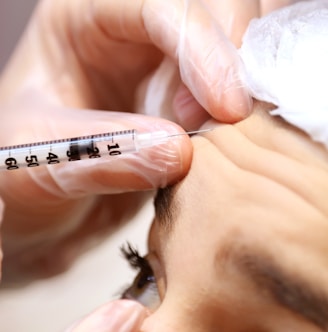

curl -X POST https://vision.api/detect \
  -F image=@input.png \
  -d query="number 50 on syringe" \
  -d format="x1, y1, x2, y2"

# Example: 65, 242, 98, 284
0, 129, 205, 171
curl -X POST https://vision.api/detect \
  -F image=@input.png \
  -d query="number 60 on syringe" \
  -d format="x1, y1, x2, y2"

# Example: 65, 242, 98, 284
0, 129, 175, 171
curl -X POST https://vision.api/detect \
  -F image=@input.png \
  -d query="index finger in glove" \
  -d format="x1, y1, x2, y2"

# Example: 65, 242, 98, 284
74, 0, 253, 122
3, 107, 192, 198
175, 0, 257, 122
202, 0, 260, 47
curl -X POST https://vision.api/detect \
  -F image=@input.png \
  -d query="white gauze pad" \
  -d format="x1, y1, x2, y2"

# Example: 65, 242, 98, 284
239, 0, 328, 148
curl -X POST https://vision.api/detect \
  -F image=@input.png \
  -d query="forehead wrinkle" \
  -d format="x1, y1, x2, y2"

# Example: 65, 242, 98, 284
220, 244, 328, 329
154, 185, 179, 233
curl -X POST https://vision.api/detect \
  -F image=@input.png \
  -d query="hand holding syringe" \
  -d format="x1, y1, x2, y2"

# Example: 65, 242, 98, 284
0, 129, 209, 171
0, 0, 257, 317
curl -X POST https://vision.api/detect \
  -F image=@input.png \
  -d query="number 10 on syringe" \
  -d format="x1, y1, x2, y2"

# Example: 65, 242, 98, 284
0, 129, 173, 171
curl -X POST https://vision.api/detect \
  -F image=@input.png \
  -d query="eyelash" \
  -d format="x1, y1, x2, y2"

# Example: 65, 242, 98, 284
120, 242, 160, 309
121, 242, 156, 291
120, 242, 151, 272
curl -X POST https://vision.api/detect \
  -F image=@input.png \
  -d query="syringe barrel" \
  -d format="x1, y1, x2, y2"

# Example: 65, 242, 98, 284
0, 129, 169, 171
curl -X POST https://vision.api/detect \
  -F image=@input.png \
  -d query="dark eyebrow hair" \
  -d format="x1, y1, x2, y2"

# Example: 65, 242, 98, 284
228, 248, 328, 329
154, 187, 328, 329
154, 186, 178, 233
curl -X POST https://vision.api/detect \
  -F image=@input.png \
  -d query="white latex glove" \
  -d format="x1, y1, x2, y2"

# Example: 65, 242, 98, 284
65, 300, 148, 332
0, 0, 195, 283
136, 0, 302, 130
0, 0, 298, 282
239, 0, 328, 149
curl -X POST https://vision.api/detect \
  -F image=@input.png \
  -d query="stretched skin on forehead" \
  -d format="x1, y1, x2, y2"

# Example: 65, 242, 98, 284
154, 183, 328, 329
151, 104, 328, 329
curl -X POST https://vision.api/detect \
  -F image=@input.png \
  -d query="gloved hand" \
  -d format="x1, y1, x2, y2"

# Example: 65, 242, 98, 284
64, 300, 148, 332
135, 0, 302, 129
0, 0, 295, 282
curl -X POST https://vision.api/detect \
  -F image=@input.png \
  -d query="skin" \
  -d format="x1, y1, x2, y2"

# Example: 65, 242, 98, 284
140, 102, 328, 331
66, 2, 312, 331
0, 0, 301, 282
0, 0, 258, 282
0, 0, 309, 330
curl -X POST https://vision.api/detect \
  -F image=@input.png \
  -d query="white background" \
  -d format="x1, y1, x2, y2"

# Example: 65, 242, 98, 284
0, 1, 153, 331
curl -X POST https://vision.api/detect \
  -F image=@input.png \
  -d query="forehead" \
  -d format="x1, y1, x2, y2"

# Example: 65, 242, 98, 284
149, 111, 328, 329
152, 184, 328, 329
151, 156, 328, 330
152, 127, 328, 280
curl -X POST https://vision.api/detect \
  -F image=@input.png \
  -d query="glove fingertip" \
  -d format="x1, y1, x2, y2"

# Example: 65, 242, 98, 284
215, 83, 253, 123
66, 300, 148, 332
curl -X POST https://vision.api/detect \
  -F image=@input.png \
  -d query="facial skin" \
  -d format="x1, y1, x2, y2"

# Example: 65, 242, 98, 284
135, 102, 328, 331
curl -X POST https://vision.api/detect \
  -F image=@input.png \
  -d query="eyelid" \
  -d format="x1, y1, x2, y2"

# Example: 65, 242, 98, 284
148, 223, 167, 299
120, 243, 166, 309
146, 251, 166, 301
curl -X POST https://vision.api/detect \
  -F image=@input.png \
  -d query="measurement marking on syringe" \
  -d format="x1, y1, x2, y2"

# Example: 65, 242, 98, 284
0, 129, 137, 170
0, 128, 211, 171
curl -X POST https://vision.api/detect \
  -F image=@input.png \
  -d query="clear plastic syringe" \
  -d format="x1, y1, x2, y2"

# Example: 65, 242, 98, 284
0, 129, 206, 171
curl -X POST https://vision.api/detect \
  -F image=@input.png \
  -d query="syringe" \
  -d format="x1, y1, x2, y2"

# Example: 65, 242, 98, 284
0, 129, 208, 171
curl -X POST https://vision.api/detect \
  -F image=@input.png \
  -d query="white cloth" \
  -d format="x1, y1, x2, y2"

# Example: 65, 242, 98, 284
239, 0, 328, 148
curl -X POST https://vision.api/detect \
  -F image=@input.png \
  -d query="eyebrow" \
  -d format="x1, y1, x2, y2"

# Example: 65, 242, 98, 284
225, 248, 328, 329
154, 187, 328, 329
154, 186, 177, 233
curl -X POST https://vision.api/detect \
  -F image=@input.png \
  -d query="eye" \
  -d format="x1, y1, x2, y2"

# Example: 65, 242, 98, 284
120, 243, 161, 310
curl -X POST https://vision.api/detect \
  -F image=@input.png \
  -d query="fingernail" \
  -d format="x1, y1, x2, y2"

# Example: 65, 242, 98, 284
151, 122, 193, 188
173, 84, 211, 131
72, 300, 148, 332
129, 121, 193, 189
99, 300, 147, 332
115, 301, 148, 332
222, 76, 253, 121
